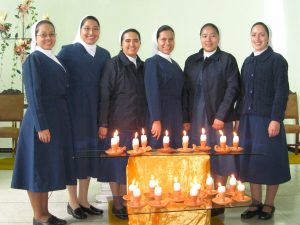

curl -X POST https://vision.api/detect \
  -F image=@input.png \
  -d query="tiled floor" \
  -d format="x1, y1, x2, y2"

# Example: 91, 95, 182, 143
0, 162, 299, 225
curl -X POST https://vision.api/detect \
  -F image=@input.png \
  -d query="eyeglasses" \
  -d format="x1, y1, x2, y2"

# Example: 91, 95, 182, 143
36, 33, 56, 38
200, 33, 218, 38
82, 27, 100, 33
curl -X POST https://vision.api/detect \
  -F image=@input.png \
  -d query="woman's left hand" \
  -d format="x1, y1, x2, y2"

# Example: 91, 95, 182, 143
212, 118, 224, 130
268, 120, 280, 137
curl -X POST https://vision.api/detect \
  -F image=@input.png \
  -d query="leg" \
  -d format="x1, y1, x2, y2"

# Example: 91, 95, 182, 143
27, 191, 50, 222
119, 184, 127, 207
42, 192, 50, 217
241, 183, 263, 219
78, 177, 91, 207
109, 182, 122, 209
67, 184, 79, 209
258, 184, 278, 220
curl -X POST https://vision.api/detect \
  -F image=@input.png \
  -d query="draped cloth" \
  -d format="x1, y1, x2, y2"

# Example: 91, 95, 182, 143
126, 155, 211, 225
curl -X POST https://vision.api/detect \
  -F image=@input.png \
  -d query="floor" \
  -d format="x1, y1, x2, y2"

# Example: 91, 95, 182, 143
0, 155, 300, 225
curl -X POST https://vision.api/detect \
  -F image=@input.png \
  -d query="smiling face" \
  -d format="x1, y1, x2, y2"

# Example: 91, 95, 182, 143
200, 25, 219, 52
121, 31, 141, 57
251, 24, 269, 51
36, 23, 56, 50
157, 30, 174, 55
80, 19, 100, 45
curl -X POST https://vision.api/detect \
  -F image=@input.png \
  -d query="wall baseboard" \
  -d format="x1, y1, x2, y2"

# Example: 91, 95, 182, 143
0, 148, 12, 153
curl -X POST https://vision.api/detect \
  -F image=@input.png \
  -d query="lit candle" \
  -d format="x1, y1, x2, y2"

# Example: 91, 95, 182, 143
132, 132, 139, 151
189, 185, 198, 203
149, 175, 155, 188
237, 181, 245, 191
163, 130, 170, 149
193, 179, 201, 192
133, 186, 141, 197
217, 183, 226, 201
182, 130, 189, 149
237, 181, 245, 200
111, 130, 119, 150
173, 177, 181, 192
233, 132, 239, 148
219, 130, 227, 148
200, 128, 207, 147
154, 180, 162, 204
128, 179, 136, 195
206, 174, 213, 193
141, 128, 147, 148
132, 182, 141, 206
229, 174, 237, 193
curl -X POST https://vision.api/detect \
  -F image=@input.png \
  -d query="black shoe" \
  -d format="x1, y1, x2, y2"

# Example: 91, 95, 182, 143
80, 204, 104, 215
211, 207, 225, 217
259, 204, 275, 220
48, 215, 67, 225
112, 206, 128, 220
33, 218, 49, 225
241, 204, 263, 219
67, 203, 87, 219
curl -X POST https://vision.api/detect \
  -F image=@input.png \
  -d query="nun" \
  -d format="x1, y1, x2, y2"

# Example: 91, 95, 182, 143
57, 15, 110, 219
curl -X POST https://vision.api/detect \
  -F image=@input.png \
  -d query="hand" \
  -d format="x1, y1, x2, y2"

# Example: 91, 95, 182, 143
183, 123, 191, 131
234, 121, 240, 131
212, 119, 224, 130
99, 127, 108, 139
151, 120, 161, 140
38, 129, 51, 143
268, 120, 280, 137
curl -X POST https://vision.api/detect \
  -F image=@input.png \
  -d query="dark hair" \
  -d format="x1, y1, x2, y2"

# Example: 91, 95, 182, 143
120, 28, 141, 44
251, 22, 269, 38
200, 23, 219, 36
156, 25, 174, 40
80, 16, 100, 28
35, 20, 55, 35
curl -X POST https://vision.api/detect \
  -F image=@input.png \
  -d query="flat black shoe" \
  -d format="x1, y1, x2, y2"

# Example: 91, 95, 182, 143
47, 215, 67, 225
241, 204, 263, 219
67, 203, 87, 219
112, 206, 128, 220
211, 207, 225, 217
80, 204, 103, 215
33, 218, 49, 225
259, 204, 275, 220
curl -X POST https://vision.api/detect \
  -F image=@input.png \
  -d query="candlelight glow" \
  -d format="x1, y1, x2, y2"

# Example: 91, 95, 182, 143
201, 128, 205, 134
131, 179, 135, 185
233, 132, 237, 136
142, 128, 145, 135
165, 130, 168, 136
174, 177, 178, 183
114, 130, 118, 137
219, 130, 224, 136
135, 132, 138, 138
183, 130, 186, 136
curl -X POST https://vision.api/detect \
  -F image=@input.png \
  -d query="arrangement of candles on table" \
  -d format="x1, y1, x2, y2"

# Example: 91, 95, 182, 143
163, 130, 170, 149
200, 128, 207, 147
182, 130, 189, 149
111, 130, 120, 151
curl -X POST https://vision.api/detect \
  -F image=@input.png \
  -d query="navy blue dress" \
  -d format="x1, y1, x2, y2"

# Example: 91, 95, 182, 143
11, 51, 76, 192
237, 47, 291, 185
183, 48, 240, 176
57, 43, 110, 179
99, 51, 146, 184
144, 55, 184, 149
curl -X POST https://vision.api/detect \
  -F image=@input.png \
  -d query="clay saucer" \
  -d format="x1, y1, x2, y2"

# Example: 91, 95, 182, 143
105, 146, 126, 156
168, 192, 185, 202
144, 192, 155, 199
231, 195, 251, 203
148, 199, 169, 208
214, 145, 231, 154
225, 189, 236, 197
157, 148, 176, 153
127, 200, 148, 209
127, 149, 147, 156
184, 198, 203, 207
141, 146, 152, 152
229, 146, 244, 152
212, 196, 232, 205
177, 147, 193, 153
205, 189, 218, 196
192, 144, 211, 152
198, 191, 208, 199
122, 194, 132, 201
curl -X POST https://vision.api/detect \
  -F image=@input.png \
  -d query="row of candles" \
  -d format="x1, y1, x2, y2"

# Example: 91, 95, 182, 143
128, 174, 246, 204
111, 128, 240, 151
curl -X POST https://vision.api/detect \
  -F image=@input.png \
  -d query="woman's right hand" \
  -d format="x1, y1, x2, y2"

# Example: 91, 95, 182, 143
99, 127, 108, 139
151, 120, 161, 140
38, 129, 51, 143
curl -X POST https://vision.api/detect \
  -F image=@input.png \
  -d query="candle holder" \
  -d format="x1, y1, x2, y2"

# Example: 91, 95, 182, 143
154, 194, 162, 205
132, 195, 141, 207
163, 142, 169, 149
236, 189, 245, 201
216, 192, 225, 202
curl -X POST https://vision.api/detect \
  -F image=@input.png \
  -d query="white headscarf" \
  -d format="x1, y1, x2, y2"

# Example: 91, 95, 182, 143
73, 15, 97, 57
30, 20, 43, 53
152, 25, 172, 63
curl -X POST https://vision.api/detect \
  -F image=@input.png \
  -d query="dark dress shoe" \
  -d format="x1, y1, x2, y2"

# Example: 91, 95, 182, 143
112, 206, 128, 220
67, 203, 87, 219
211, 207, 225, 217
33, 218, 49, 225
259, 204, 275, 220
47, 215, 67, 225
79, 204, 104, 215
241, 204, 263, 219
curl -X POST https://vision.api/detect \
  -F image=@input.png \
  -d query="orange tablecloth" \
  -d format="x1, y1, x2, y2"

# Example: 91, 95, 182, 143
126, 154, 211, 225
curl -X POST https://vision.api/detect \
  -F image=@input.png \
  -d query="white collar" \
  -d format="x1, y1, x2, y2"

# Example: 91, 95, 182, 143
253, 47, 268, 56
125, 54, 137, 67
157, 51, 172, 63
36, 46, 65, 71
203, 49, 217, 58
79, 40, 96, 57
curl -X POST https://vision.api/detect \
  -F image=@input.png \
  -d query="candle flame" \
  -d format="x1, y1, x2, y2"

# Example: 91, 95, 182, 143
231, 174, 235, 178
237, 181, 242, 185
155, 179, 159, 187
142, 128, 145, 135
218, 182, 222, 187
233, 132, 237, 136
201, 128, 205, 134
151, 174, 154, 180
174, 177, 178, 183
219, 130, 224, 136
165, 130, 168, 136
131, 179, 135, 185
136, 181, 139, 188
183, 130, 186, 136
207, 173, 211, 178
114, 130, 118, 137
135, 132, 138, 138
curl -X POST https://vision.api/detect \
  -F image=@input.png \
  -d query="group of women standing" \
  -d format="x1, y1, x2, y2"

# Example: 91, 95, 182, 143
10, 14, 291, 225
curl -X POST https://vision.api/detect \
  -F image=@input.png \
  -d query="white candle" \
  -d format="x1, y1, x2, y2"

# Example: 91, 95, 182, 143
229, 174, 237, 186
182, 130, 189, 148
133, 187, 141, 197
237, 181, 245, 191
149, 175, 155, 188
206, 174, 213, 186
113, 130, 119, 146
200, 128, 207, 141
111, 137, 117, 146
219, 130, 226, 147
141, 128, 147, 147
129, 179, 136, 192
132, 132, 139, 150
173, 177, 181, 191
190, 187, 198, 196
163, 130, 170, 144
217, 185, 226, 193
154, 186, 162, 196
233, 132, 239, 147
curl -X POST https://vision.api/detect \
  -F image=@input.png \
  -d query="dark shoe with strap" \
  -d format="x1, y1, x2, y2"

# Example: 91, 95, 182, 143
211, 207, 225, 217
80, 204, 104, 215
259, 204, 275, 220
112, 206, 128, 220
241, 203, 263, 219
33, 218, 49, 225
48, 215, 67, 225
67, 203, 87, 219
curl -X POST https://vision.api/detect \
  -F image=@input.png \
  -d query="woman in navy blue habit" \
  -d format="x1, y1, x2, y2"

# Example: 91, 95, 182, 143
57, 16, 110, 219
11, 20, 74, 225
237, 22, 291, 220
99, 29, 146, 219
144, 25, 184, 149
